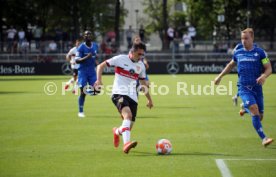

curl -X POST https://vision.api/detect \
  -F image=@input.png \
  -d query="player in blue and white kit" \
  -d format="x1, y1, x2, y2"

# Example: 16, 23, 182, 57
214, 28, 273, 147
75, 31, 99, 118
64, 39, 80, 94
231, 42, 258, 108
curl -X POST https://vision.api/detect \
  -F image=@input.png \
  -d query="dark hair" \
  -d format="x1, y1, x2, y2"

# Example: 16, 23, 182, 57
131, 42, 146, 52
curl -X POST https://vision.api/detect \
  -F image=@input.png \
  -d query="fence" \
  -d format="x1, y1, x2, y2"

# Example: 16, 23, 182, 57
1, 52, 276, 75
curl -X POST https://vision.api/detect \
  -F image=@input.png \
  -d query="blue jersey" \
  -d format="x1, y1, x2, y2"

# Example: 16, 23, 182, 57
76, 42, 98, 72
233, 46, 269, 86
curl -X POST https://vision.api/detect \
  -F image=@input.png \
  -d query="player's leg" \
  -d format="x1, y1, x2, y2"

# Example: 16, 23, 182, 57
241, 92, 273, 146
239, 102, 250, 116
121, 106, 138, 154
121, 106, 133, 144
72, 69, 78, 93
232, 93, 238, 106
78, 87, 86, 117
255, 91, 273, 146
248, 104, 272, 146
65, 70, 76, 90
238, 88, 249, 116
112, 95, 137, 153
77, 73, 87, 117
86, 74, 98, 95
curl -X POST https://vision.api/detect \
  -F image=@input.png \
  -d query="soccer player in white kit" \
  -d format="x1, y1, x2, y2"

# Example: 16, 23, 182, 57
65, 39, 80, 93
95, 42, 153, 154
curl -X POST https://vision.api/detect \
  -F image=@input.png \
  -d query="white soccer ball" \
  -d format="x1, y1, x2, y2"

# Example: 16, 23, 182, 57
156, 139, 172, 155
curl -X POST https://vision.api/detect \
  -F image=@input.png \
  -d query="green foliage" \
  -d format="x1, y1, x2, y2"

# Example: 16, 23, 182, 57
142, 0, 276, 41
1, 0, 126, 39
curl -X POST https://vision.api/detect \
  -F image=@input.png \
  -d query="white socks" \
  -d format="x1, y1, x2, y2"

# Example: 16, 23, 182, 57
118, 119, 131, 144
67, 78, 74, 85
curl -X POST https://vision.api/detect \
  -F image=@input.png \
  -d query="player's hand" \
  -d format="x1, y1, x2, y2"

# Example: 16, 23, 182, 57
94, 80, 103, 87
214, 76, 221, 85
86, 53, 92, 59
147, 100, 153, 109
256, 74, 266, 85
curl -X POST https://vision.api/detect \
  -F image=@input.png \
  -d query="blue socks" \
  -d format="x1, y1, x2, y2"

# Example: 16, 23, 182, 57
78, 94, 86, 113
252, 115, 266, 139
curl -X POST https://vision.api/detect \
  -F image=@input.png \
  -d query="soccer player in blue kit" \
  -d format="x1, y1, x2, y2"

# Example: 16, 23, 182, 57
75, 30, 99, 118
214, 28, 273, 147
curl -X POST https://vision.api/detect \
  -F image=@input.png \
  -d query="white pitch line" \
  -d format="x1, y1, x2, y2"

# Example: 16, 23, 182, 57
215, 159, 233, 177
215, 158, 276, 177
220, 159, 276, 161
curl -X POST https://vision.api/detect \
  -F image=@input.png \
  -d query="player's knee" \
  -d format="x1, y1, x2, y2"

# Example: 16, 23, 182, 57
121, 107, 133, 120
249, 104, 260, 116
123, 113, 132, 120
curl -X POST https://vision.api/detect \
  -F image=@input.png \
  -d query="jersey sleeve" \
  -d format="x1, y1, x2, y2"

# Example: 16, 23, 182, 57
259, 49, 270, 65
66, 47, 74, 58
232, 43, 242, 55
105, 55, 120, 67
232, 51, 238, 63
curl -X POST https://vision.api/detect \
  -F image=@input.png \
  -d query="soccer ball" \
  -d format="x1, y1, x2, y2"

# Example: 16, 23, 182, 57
156, 139, 172, 155
85, 85, 101, 96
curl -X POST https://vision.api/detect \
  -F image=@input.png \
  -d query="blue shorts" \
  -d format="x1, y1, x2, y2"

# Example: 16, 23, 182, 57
238, 85, 264, 113
78, 70, 97, 88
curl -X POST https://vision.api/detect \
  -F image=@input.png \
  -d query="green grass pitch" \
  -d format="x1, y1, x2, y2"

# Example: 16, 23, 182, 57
0, 74, 276, 177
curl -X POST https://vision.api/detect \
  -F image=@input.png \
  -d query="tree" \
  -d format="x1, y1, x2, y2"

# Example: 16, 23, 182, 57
1, 0, 126, 43
142, 0, 276, 49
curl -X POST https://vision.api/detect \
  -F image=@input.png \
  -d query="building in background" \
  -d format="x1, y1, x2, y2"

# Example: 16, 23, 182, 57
123, 0, 161, 51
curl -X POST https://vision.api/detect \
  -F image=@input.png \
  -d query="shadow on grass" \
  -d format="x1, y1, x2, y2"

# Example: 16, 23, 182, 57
95, 115, 162, 119
266, 145, 276, 149
132, 151, 236, 157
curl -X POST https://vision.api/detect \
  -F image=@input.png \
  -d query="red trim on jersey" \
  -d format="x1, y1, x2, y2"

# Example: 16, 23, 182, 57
115, 67, 139, 80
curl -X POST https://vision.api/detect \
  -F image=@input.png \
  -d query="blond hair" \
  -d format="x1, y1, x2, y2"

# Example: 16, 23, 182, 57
242, 28, 254, 39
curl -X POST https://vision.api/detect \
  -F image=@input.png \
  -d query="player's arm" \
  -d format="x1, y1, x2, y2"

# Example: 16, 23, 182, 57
214, 60, 236, 85
66, 48, 73, 62
95, 61, 108, 86
140, 79, 153, 109
143, 58, 149, 70
76, 53, 92, 63
256, 59, 272, 85
66, 53, 71, 62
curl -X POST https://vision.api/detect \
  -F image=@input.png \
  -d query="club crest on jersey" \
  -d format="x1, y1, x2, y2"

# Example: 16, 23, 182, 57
129, 69, 135, 75
254, 52, 258, 57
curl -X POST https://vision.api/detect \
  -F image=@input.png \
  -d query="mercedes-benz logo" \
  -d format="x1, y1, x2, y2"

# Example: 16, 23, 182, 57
61, 63, 73, 75
166, 61, 180, 74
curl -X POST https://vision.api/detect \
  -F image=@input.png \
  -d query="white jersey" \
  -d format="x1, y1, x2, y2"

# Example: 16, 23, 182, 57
67, 46, 79, 69
106, 54, 146, 103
